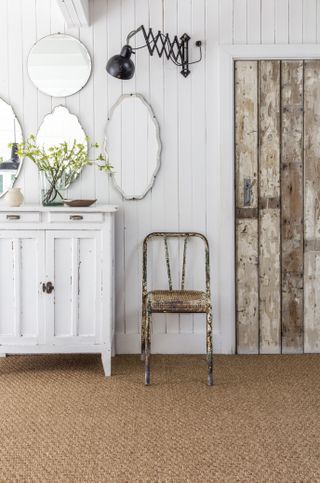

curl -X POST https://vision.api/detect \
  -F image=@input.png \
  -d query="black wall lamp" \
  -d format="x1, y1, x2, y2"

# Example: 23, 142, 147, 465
106, 25, 202, 80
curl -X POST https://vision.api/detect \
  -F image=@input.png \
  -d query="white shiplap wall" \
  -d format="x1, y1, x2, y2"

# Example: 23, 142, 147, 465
0, 0, 318, 354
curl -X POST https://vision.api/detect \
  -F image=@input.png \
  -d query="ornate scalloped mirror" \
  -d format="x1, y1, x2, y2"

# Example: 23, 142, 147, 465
104, 93, 161, 200
37, 105, 87, 187
0, 98, 23, 198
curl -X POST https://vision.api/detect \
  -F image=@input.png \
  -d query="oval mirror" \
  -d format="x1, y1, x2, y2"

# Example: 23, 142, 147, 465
0, 98, 23, 198
28, 34, 91, 97
37, 105, 87, 188
105, 94, 161, 200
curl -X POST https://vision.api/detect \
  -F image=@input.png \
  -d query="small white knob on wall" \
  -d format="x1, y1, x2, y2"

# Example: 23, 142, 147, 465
5, 188, 24, 207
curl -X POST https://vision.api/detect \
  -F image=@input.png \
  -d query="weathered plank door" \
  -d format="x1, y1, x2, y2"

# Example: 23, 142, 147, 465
45, 231, 102, 345
304, 61, 320, 353
235, 59, 318, 354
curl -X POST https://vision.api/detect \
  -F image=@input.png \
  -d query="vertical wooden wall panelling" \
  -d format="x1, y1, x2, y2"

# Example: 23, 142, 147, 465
303, 0, 317, 42
93, 0, 110, 204
64, 1, 83, 201
149, 0, 168, 337
233, 0, 247, 44
317, 0, 320, 42
78, 0, 95, 200
275, 0, 289, 43
0, 1, 9, 98
235, 60, 259, 354
106, 0, 126, 344
206, 0, 221, 349
36, 0, 52, 136
8, 0, 24, 193
247, 0, 261, 44
281, 60, 304, 353
178, 0, 193, 334
50, 0, 67, 113
21, 0, 39, 202
261, 0, 275, 43
258, 60, 281, 354
121, 0, 140, 337
135, 0, 153, 340
192, 0, 207, 336
6, 0, 320, 354
219, 0, 233, 44
289, 0, 303, 43
163, 0, 180, 336
304, 60, 320, 352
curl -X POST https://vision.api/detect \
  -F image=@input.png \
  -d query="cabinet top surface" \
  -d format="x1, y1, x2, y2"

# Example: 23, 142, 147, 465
0, 204, 118, 212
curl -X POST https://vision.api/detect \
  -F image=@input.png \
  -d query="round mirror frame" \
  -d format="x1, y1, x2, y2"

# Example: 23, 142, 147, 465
104, 93, 162, 200
0, 97, 24, 199
27, 33, 92, 98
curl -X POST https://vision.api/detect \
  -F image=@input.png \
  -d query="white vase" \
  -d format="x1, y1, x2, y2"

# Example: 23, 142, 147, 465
5, 188, 24, 207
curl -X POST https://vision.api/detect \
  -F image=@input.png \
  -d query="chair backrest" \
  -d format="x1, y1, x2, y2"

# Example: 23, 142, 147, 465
142, 232, 210, 297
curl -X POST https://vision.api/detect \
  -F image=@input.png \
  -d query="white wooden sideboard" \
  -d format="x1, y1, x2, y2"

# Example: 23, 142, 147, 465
0, 204, 118, 376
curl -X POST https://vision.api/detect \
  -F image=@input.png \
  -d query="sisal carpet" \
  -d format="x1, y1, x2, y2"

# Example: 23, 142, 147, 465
0, 354, 320, 482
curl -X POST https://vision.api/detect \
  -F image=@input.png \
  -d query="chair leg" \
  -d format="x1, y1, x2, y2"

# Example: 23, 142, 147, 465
141, 302, 146, 361
144, 308, 151, 386
206, 308, 213, 386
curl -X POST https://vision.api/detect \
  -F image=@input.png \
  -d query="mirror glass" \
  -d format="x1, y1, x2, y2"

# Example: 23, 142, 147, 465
0, 98, 23, 197
105, 94, 161, 200
37, 105, 87, 188
28, 34, 91, 97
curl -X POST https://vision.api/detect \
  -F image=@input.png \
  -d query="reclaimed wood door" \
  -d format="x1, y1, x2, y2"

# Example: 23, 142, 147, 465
45, 231, 102, 345
0, 231, 45, 345
235, 60, 320, 354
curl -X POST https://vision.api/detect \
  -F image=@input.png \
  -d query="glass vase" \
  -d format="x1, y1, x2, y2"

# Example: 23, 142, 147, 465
40, 172, 66, 206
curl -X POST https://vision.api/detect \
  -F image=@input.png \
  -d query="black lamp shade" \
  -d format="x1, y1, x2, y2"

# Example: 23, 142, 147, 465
106, 45, 135, 80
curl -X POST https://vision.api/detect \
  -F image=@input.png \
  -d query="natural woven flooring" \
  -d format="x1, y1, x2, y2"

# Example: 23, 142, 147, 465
1, 354, 320, 482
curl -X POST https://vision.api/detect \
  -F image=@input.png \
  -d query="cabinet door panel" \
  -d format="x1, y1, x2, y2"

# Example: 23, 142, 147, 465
0, 232, 44, 344
46, 231, 102, 345
53, 238, 73, 337
78, 237, 97, 337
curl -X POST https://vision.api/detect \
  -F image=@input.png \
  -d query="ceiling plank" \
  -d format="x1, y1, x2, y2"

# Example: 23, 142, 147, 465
55, 0, 90, 27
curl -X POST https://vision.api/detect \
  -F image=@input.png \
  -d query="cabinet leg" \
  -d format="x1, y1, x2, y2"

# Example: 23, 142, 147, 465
101, 350, 111, 377
111, 335, 116, 357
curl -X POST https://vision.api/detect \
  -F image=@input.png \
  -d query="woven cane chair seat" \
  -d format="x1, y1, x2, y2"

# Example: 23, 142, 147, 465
147, 290, 210, 313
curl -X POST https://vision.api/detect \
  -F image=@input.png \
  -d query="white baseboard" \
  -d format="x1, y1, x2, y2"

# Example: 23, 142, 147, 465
115, 333, 230, 354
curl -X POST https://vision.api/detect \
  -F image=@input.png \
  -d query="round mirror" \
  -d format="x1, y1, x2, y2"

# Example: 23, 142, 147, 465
0, 98, 23, 197
37, 105, 87, 188
105, 94, 161, 200
28, 34, 91, 97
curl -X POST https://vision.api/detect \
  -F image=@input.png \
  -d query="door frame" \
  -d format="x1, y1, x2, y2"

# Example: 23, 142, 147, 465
218, 44, 320, 354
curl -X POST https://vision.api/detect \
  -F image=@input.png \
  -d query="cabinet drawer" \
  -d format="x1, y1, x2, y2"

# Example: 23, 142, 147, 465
48, 212, 104, 223
0, 212, 41, 223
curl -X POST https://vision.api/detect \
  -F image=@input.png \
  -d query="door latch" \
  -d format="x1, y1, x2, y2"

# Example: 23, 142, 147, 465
244, 178, 252, 206
42, 281, 54, 294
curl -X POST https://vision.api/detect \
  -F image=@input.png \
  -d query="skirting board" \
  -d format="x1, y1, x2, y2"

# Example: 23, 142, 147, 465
115, 334, 215, 354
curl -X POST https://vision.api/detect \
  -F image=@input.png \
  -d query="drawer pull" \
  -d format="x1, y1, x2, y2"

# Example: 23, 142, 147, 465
6, 215, 21, 220
70, 215, 83, 221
